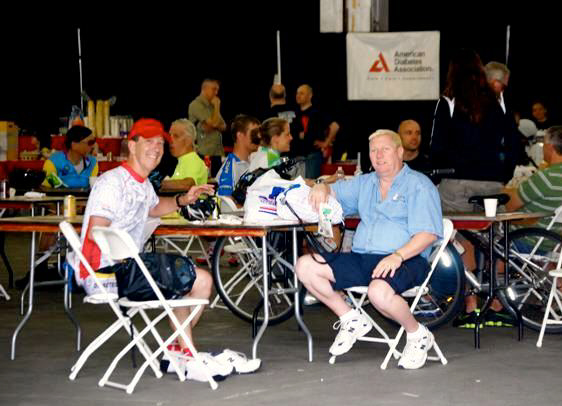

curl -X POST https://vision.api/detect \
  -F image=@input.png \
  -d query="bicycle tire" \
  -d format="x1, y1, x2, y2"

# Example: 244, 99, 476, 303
211, 234, 298, 325
496, 227, 562, 333
379, 242, 466, 331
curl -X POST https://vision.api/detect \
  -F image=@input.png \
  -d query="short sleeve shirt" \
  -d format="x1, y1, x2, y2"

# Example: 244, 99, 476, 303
75, 164, 159, 275
216, 153, 250, 196
170, 151, 208, 186
188, 95, 225, 157
248, 147, 281, 172
331, 164, 443, 258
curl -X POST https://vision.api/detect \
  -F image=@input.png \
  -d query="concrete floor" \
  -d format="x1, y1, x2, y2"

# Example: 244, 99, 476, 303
1, 233, 562, 406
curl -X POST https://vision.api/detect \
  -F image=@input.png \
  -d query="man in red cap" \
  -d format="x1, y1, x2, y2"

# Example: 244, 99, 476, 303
72, 118, 227, 380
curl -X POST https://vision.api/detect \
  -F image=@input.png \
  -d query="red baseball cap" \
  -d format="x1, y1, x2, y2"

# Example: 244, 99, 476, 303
128, 118, 171, 142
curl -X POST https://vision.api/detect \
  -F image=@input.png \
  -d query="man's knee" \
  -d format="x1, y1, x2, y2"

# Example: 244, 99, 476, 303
191, 267, 212, 299
296, 254, 324, 283
368, 280, 395, 310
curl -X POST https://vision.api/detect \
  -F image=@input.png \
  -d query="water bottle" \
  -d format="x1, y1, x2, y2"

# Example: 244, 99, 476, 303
354, 152, 362, 176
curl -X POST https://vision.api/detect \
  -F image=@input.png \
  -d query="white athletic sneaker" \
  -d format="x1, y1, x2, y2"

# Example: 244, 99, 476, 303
212, 349, 262, 374
185, 352, 234, 382
329, 310, 372, 356
397, 324, 434, 370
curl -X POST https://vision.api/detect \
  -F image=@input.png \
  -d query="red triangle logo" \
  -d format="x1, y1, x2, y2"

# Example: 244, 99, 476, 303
369, 52, 390, 73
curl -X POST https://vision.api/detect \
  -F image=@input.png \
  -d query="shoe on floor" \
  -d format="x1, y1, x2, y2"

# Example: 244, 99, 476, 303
398, 324, 434, 370
185, 352, 233, 382
160, 344, 190, 374
212, 349, 261, 374
329, 309, 372, 356
484, 310, 514, 327
452, 310, 483, 329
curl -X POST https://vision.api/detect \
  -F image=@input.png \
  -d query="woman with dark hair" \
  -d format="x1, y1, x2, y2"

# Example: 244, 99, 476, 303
248, 117, 293, 171
430, 48, 521, 328
42, 125, 98, 188
430, 48, 520, 211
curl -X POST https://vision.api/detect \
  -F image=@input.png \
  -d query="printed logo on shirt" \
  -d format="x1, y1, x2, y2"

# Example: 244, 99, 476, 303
369, 52, 390, 73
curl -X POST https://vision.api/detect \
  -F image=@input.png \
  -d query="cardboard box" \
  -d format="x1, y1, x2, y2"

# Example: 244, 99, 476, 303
0, 121, 19, 161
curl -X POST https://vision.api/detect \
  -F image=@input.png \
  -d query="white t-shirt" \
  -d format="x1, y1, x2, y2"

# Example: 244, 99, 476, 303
72, 164, 159, 290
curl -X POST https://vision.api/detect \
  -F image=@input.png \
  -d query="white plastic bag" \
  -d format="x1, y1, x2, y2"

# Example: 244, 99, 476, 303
243, 170, 301, 223
276, 182, 343, 224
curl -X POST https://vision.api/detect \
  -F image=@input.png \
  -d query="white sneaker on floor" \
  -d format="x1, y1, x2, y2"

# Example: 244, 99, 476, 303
212, 349, 261, 374
185, 352, 234, 382
329, 310, 372, 356
397, 324, 434, 370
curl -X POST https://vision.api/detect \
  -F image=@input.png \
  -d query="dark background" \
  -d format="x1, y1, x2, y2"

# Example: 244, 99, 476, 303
1, 2, 558, 164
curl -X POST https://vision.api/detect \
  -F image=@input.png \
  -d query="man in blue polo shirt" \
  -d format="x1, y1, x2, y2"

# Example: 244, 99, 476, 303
295, 129, 443, 369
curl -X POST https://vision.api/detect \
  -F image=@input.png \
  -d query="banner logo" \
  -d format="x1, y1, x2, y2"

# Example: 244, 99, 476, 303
369, 52, 390, 73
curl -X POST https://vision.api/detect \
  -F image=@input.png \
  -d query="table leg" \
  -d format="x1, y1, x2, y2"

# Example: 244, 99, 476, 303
11, 231, 36, 360
292, 228, 313, 362
0, 231, 14, 288
501, 220, 524, 340
252, 235, 269, 360
61, 237, 81, 351
474, 225, 496, 349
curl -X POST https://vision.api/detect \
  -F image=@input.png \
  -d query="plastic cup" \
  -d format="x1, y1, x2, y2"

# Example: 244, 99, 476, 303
484, 198, 498, 217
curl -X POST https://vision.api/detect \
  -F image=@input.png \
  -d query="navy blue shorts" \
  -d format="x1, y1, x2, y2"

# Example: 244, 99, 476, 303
319, 252, 430, 294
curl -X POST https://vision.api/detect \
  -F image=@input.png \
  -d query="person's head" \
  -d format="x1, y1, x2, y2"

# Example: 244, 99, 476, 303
169, 119, 197, 158
230, 114, 261, 154
127, 118, 171, 176
269, 84, 286, 102
397, 119, 422, 153
260, 118, 292, 153
368, 129, 404, 178
201, 79, 220, 101
484, 61, 510, 96
296, 84, 313, 108
543, 126, 562, 163
532, 100, 548, 123
443, 48, 496, 123
65, 125, 96, 157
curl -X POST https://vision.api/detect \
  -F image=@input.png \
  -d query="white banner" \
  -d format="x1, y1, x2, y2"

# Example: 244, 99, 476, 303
347, 31, 440, 100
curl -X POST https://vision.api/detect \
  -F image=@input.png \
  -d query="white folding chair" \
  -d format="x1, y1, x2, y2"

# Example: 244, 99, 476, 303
58, 221, 161, 382
536, 254, 562, 347
329, 218, 454, 369
0, 281, 9, 300
91, 226, 218, 392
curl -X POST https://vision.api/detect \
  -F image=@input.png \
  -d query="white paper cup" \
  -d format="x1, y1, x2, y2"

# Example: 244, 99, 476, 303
484, 198, 498, 217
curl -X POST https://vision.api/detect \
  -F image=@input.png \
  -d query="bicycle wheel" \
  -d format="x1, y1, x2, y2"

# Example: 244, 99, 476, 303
211, 233, 298, 325
496, 227, 562, 333
408, 242, 466, 330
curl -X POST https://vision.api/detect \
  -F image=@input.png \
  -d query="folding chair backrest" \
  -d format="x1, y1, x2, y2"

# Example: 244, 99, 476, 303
429, 218, 455, 273
59, 221, 118, 301
91, 226, 169, 304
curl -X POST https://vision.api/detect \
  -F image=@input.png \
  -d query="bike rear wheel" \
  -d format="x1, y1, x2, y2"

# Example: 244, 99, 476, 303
496, 227, 562, 333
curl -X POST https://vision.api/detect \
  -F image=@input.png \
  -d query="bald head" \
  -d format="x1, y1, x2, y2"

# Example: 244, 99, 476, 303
397, 119, 421, 153
296, 84, 313, 109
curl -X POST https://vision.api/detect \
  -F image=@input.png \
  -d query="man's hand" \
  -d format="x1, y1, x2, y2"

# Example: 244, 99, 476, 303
211, 96, 221, 108
372, 254, 402, 279
314, 140, 330, 150
179, 184, 215, 206
308, 183, 330, 211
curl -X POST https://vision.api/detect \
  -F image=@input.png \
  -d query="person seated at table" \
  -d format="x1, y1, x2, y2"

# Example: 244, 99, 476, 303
42, 125, 98, 188
248, 117, 292, 171
160, 119, 208, 191
216, 114, 260, 197
455, 125, 562, 328
71, 118, 226, 379
295, 129, 443, 369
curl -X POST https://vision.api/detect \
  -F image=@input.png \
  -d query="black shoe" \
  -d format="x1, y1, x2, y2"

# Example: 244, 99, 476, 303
484, 310, 514, 327
452, 310, 483, 329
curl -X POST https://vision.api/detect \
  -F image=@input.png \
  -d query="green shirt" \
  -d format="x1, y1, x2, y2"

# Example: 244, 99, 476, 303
188, 95, 225, 156
516, 162, 562, 235
171, 151, 208, 185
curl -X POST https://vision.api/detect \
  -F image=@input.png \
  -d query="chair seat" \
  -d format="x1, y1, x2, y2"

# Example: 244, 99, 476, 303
118, 297, 209, 309
84, 293, 119, 304
344, 285, 426, 298
548, 269, 562, 278
224, 242, 252, 254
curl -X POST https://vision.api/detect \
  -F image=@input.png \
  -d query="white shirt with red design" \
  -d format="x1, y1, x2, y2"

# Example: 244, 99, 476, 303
71, 163, 159, 292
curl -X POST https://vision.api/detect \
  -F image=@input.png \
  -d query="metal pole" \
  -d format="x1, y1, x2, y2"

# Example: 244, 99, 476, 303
78, 28, 84, 111
276, 30, 282, 84
505, 25, 511, 65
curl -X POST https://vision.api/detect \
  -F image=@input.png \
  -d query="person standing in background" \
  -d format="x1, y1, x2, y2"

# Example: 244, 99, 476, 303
188, 79, 227, 177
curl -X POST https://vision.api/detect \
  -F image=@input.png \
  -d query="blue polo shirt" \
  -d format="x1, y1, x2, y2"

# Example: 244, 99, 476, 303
332, 164, 443, 258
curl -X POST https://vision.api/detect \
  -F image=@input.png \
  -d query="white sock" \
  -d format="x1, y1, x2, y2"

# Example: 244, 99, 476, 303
340, 308, 358, 323
406, 323, 425, 340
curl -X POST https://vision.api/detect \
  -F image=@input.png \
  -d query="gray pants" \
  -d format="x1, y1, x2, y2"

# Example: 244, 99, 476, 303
438, 178, 503, 212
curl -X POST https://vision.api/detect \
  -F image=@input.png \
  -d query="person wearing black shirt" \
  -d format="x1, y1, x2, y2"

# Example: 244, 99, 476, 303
398, 119, 431, 173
